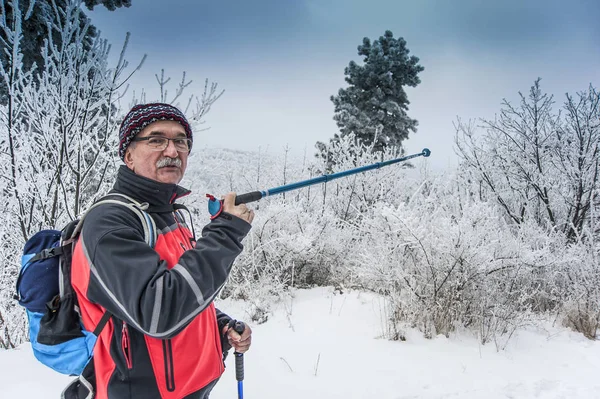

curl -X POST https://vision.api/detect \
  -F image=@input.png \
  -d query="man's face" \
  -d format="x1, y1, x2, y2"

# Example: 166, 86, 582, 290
124, 120, 190, 185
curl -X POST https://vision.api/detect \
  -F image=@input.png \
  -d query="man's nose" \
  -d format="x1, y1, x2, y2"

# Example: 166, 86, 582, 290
163, 139, 179, 156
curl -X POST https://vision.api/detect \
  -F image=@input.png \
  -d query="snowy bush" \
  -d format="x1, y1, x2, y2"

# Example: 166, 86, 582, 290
183, 135, 419, 322
183, 120, 599, 345
559, 234, 600, 340
353, 173, 515, 342
185, 145, 358, 322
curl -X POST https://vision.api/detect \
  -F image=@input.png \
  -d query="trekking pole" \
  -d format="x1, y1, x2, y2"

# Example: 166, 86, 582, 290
207, 148, 431, 216
232, 321, 246, 399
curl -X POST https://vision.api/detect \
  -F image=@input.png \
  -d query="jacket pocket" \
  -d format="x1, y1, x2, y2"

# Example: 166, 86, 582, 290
143, 305, 224, 398
121, 322, 133, 369
162, 339, 176, 392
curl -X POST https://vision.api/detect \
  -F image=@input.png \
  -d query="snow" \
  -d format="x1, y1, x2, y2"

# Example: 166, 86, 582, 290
1, 287, 599, 398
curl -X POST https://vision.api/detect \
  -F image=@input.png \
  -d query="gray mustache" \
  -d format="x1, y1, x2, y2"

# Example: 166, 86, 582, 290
156, 157, 182, 168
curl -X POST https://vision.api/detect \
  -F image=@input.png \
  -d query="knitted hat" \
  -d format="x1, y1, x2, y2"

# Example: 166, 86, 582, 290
118, 103, 193, 160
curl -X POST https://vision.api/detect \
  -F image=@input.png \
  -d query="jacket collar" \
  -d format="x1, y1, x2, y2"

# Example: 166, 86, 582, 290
112, 165, 191, 205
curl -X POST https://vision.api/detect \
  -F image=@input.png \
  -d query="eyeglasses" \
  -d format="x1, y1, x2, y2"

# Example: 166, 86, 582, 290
132, 136, 191, 152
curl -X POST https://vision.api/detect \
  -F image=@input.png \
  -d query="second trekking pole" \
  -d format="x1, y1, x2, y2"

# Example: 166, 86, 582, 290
231, 321, 245, 399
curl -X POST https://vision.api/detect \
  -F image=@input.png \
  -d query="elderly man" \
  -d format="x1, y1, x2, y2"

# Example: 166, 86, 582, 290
66, 103, 253, 399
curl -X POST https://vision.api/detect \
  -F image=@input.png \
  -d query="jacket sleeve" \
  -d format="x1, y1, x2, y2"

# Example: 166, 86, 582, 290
78, 204, 250, 339
216, 308, 232, 333
215, 308, 233, 353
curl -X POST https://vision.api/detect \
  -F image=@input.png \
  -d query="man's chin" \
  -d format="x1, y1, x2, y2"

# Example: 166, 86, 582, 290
157, 168, 182, 184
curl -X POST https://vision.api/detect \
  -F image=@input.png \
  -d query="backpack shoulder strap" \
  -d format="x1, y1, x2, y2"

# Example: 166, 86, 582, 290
173, 203, 196, 240
73, 194, 158, 339
71, 194, 157, 248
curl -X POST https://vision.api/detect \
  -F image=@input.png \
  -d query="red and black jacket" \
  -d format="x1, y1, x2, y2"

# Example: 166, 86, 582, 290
70, 166, 251, 398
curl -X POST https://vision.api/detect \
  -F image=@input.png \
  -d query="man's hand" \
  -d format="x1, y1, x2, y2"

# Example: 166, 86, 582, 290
222, 192, 254, 224
222, 322, 252, 354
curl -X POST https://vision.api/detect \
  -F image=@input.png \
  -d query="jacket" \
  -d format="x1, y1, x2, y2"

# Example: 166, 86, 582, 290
69, 166, 251, 398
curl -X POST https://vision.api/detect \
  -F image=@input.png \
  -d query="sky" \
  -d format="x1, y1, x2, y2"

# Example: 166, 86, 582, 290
87, 0, 600, 170
3, 287, 600, 398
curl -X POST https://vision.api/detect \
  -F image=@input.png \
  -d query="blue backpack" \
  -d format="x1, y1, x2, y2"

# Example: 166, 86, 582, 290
15, 194, 157, 376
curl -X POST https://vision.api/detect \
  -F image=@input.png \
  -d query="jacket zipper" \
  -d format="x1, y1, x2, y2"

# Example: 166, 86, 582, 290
121, 322, 133, 369
162, 339, 176, 392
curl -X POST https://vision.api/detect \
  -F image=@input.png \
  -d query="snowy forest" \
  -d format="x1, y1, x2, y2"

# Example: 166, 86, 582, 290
1, 0, 599, 357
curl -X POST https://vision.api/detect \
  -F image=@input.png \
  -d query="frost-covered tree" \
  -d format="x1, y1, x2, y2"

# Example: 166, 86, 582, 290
322, 30, 424, 156
1, 0, 138, 237
454, 79, 600, 339
0, 0, 131, 103
0, 0, 142, 347
455, 79, 599, 241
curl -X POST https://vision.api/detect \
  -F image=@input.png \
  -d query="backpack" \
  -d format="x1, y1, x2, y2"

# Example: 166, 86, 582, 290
15, 194, 157, 376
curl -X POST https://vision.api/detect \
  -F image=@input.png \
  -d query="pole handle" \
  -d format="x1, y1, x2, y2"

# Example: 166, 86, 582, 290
234, 191, 263, 205
232, 321, 245, 382
235, 352, 244, 383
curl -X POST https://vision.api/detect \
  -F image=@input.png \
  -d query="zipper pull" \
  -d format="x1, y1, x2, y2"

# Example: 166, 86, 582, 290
121, 322, 133, 369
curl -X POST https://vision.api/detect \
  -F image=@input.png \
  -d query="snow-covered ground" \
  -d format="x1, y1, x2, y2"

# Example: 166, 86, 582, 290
1, 287, 599, 398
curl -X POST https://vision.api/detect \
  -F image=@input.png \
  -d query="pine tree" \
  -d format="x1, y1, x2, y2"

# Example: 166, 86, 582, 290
324, 30, 424, 156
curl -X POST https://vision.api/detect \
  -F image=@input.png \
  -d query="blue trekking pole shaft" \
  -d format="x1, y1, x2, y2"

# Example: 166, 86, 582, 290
207, 148, 430, 216
235, 352, 243, 399
235, 148, 430, 205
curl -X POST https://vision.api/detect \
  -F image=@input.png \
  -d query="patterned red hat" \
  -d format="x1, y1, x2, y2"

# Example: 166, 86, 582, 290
118, 103, 193, 160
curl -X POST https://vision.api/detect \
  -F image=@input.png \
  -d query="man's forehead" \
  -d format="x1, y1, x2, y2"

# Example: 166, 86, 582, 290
140, 120, 187, 136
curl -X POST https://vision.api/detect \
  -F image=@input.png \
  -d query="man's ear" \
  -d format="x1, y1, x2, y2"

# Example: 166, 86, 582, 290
124, 147, 135, 170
